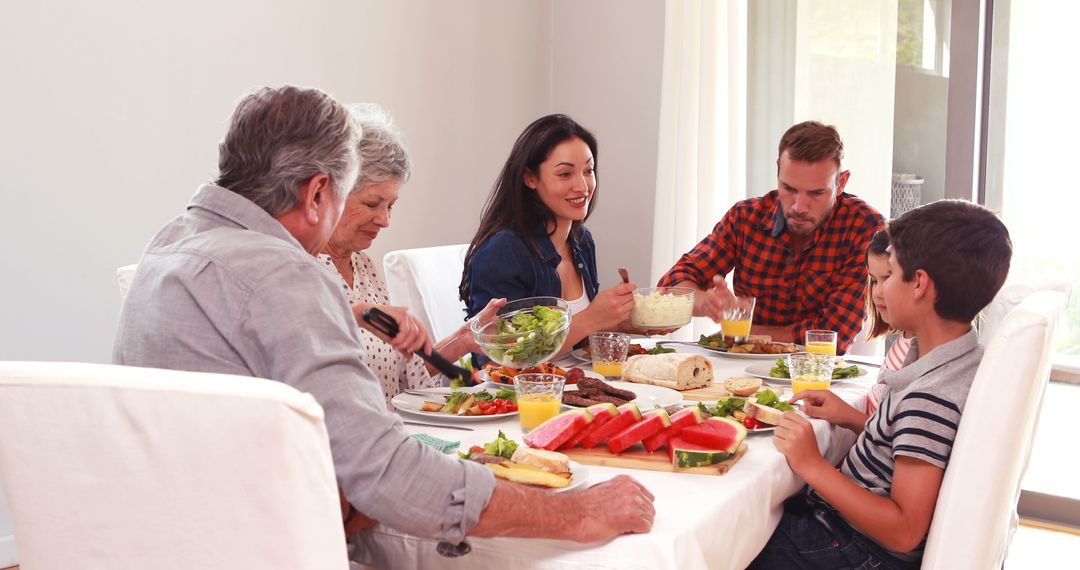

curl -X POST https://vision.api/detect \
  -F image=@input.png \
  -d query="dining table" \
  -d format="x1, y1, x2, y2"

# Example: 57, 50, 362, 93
353, 340, 878, 570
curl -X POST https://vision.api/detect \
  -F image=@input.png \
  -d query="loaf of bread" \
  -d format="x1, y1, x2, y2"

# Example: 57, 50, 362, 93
621, 353, 713, 391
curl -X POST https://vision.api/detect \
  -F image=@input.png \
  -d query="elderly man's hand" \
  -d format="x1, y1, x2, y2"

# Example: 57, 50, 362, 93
693, 275, 735, 322
562, 475, 655, 542
352, 302, 433, 357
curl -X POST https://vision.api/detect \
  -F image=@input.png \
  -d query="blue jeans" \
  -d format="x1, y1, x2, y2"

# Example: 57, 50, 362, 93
748, 494, 921, 570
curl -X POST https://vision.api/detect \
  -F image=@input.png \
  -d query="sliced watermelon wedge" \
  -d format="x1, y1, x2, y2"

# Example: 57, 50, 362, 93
606, 409, 672, 454
523, 408, 594, 451
679, 416, 747, 455
580, 403, 642, 449
642, 406, 705, 452
668, 436, 736, 468
559, 403, 618, 450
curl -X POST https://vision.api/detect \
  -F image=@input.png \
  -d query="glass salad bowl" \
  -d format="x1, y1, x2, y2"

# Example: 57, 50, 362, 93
470, 296, 572, 368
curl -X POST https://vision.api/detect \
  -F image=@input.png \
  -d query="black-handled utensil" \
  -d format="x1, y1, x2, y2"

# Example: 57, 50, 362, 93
361, 308, 477, 383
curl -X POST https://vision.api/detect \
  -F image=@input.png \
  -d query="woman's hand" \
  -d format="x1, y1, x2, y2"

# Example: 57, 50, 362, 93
583, 282, 637, 331
790, 390, 868, 432
443, 298, 507, 358
352, 302, 433, 357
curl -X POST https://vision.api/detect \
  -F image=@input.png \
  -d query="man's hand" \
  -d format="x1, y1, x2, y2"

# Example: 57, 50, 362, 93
791, 390, 868, 432
352, 303, 433, 357
339, 488, 378, 536
690, 275, 735, 322
563, 475, 656, 542
773, 412, 827, 477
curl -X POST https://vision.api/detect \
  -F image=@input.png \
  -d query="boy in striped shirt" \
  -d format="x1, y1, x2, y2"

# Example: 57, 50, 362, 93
750, 200, 1012, 569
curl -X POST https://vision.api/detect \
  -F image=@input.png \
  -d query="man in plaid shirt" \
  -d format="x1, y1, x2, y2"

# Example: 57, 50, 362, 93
658, 121, 884, 353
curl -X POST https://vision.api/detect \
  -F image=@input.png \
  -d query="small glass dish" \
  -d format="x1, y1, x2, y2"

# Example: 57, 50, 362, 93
629, 287, 695, 330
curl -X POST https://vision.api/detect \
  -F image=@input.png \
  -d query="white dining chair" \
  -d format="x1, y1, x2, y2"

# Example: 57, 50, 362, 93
978, 278, 1072, 343
383, 244, 470, 342
0, 361, 349, 570
116, 263, 138, 302
0, 484, 16, 568
921, 290, 1068, 569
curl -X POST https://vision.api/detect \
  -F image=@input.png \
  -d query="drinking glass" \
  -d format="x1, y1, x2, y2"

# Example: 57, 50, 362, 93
721, 296, 756, 343
805, 330, 838, 355
514, 373, 566, 431
589, 332, 631, 379
787, 352, 835, 394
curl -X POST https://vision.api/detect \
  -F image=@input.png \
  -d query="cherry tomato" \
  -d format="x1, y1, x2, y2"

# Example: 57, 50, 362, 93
477, 401, 492, 410
742, 416, 762, 430
506, 402, 518, 412
469, 445, 484, 454
483, 406, 498, 415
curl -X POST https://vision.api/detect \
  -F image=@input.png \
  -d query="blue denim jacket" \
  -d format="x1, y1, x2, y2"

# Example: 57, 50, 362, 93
464, 225, 600, 318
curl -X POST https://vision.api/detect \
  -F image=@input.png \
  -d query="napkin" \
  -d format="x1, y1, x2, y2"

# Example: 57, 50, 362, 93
410, 433, 460, 454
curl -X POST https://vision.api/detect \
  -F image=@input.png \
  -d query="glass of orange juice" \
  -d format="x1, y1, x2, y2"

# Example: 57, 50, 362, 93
513, 373, 565, 431
589, 332, 631, 379
805, 330, 838, 355
787, 352, 835, 394
721, 296, 756, 344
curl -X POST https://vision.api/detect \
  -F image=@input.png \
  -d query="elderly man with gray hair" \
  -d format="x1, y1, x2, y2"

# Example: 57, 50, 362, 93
113, 85, 655, 558
317, 103, 505, 407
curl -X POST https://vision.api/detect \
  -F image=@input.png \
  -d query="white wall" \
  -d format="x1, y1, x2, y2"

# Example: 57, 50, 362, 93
0, 1, 664, 362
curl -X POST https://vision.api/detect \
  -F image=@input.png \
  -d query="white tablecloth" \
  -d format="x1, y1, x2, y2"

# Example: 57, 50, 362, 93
356, 345, 875, 570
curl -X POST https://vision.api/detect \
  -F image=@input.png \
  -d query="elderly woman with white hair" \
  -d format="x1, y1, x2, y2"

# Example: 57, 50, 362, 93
319, 104, 503, 407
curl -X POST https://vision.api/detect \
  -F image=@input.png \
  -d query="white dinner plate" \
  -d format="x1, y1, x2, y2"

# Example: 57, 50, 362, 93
743, 363, 867, 383
563, 380, 682, 410
553, 461, 590, 493
693, 343, 806, 360
568, 347, 591, 362
391, 386, 518, 422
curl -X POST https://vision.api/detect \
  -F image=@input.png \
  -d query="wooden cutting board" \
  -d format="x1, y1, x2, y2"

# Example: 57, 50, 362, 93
563, 443, 747, 475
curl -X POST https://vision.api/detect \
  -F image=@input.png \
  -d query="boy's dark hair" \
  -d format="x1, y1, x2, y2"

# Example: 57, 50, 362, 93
888, 200, 1012, 323
865, 230, 892, 340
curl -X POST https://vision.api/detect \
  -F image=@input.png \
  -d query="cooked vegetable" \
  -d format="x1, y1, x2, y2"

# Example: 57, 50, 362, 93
647, 345, 677, 355
698, 332, 732, 350
482, 431, 519, 460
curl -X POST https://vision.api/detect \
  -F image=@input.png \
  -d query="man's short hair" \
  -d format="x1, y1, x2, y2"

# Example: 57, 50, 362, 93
888, 199, 1012, 323
215, 86, 360, 216
778, 121, 844, 167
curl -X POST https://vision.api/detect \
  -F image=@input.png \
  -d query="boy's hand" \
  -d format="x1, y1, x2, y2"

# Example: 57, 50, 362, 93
773, 412, 827, 476
791, 389, 868, 433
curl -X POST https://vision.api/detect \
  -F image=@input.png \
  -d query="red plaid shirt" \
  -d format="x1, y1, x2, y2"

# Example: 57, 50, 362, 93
658, 191, 884, 353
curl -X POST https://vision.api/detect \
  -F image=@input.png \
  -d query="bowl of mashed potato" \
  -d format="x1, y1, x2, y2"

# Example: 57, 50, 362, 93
629, 287, 695, 331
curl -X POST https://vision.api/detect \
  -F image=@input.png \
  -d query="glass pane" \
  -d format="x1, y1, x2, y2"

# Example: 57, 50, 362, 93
985, 0, 1080, 368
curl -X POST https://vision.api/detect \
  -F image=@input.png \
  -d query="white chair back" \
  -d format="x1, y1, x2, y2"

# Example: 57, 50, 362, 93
383, 244, 469, 342
0, 362, 348, 570
116, 263, 138, 302
921, 290, 1067, 569
979, 278, 1072, 341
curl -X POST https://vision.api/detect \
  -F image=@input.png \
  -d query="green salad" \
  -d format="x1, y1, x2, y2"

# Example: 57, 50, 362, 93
698, 332, 732, 351
696, 387, 794, 417
769, 358, 860, 380
488, 305, 569, 365
460, 430, 518, 460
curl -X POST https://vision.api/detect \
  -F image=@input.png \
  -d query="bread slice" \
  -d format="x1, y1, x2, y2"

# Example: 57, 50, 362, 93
724, 376, 762, 397
510, 447, 570, 474
621, 353, 713, 391
743, 400, 785, 426
486, 462, 571, 488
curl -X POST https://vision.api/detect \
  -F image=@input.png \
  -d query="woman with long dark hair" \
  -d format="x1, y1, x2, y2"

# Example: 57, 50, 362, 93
459, 114, 637, 349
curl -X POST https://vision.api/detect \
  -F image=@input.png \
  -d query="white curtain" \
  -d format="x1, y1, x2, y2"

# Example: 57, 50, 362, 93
651, 0, 747, 338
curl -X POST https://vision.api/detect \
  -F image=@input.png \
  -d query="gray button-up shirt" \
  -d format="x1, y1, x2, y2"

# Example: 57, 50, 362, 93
114, 184, 495, 542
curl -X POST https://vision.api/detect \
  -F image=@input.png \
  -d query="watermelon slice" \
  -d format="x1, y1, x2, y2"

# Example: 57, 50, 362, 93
607, 409, 672, 454
580, 403, 642, 449
523, 408, 594, 451
642, 407, 705, 452
679, 416, 747, 455
559, 403, 618, 450
668, 436, 738, 468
